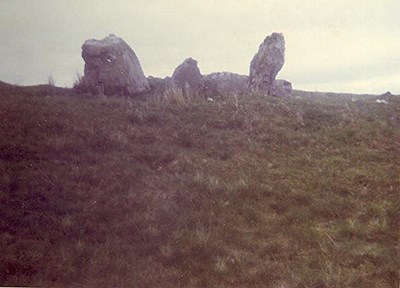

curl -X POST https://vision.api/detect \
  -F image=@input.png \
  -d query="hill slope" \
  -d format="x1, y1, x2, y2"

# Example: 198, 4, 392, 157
0, 88, 399, 287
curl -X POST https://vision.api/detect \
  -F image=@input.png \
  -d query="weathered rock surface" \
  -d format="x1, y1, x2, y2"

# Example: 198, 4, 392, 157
170, 58, 204, 92
271, 79, 292, 97
249, 32, 285, 94
81, 34, 149, 96
147, 76, 170, 94
203, 72, 249, 96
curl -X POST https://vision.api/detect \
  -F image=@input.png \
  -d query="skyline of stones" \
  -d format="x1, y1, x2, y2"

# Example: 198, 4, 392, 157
0, 0, 399, 94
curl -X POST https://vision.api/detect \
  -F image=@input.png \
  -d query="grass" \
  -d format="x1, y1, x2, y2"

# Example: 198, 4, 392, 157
0, 84, 399, 287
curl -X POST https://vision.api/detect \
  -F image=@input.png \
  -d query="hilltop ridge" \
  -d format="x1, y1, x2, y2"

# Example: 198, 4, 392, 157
0, 86, 399, 287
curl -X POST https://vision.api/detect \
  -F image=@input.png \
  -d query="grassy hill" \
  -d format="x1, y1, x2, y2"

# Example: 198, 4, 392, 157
0, 84, 399, 287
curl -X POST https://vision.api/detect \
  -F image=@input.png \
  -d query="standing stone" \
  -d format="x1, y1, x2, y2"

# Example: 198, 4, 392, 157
81, 34, 150, 96
249, 32, 285, 94
203, 72, 249, 96
170, 58, 204, 93
147, 76, 170, 94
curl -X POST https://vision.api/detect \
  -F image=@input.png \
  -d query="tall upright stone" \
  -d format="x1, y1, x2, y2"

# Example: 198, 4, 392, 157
81, 34, 150, 96
170, 58, 204, 93
249, 32, 285, 95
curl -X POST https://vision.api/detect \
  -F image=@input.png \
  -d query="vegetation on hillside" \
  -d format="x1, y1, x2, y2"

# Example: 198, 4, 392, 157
0, 85, 399, 287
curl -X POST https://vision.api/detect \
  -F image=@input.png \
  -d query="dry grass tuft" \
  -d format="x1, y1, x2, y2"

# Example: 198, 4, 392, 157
162, 85, 203, 105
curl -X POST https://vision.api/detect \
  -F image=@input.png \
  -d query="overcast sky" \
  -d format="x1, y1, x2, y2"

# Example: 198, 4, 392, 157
0, 0, 399, 94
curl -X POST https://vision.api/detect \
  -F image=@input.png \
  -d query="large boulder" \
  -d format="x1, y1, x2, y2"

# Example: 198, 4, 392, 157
170, 58, 204, 93
271, 79, 292, 97
81, 34, 150, 96
203, 72, 249, 96
248, 32, 285, 94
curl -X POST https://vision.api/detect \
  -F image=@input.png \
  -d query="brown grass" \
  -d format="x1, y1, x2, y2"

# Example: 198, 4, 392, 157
0, 86, 399, 287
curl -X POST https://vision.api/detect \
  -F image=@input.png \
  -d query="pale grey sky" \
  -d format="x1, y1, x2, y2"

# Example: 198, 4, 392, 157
0, 0, 399, 94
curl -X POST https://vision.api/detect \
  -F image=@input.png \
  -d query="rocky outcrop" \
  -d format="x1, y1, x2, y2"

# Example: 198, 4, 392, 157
81, 34, 149, 96
271, 79, 292, 97
77, 32, 291, 97
203, 72, 249, 96
248, 32, 285, 95
170, 58, 204, 93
